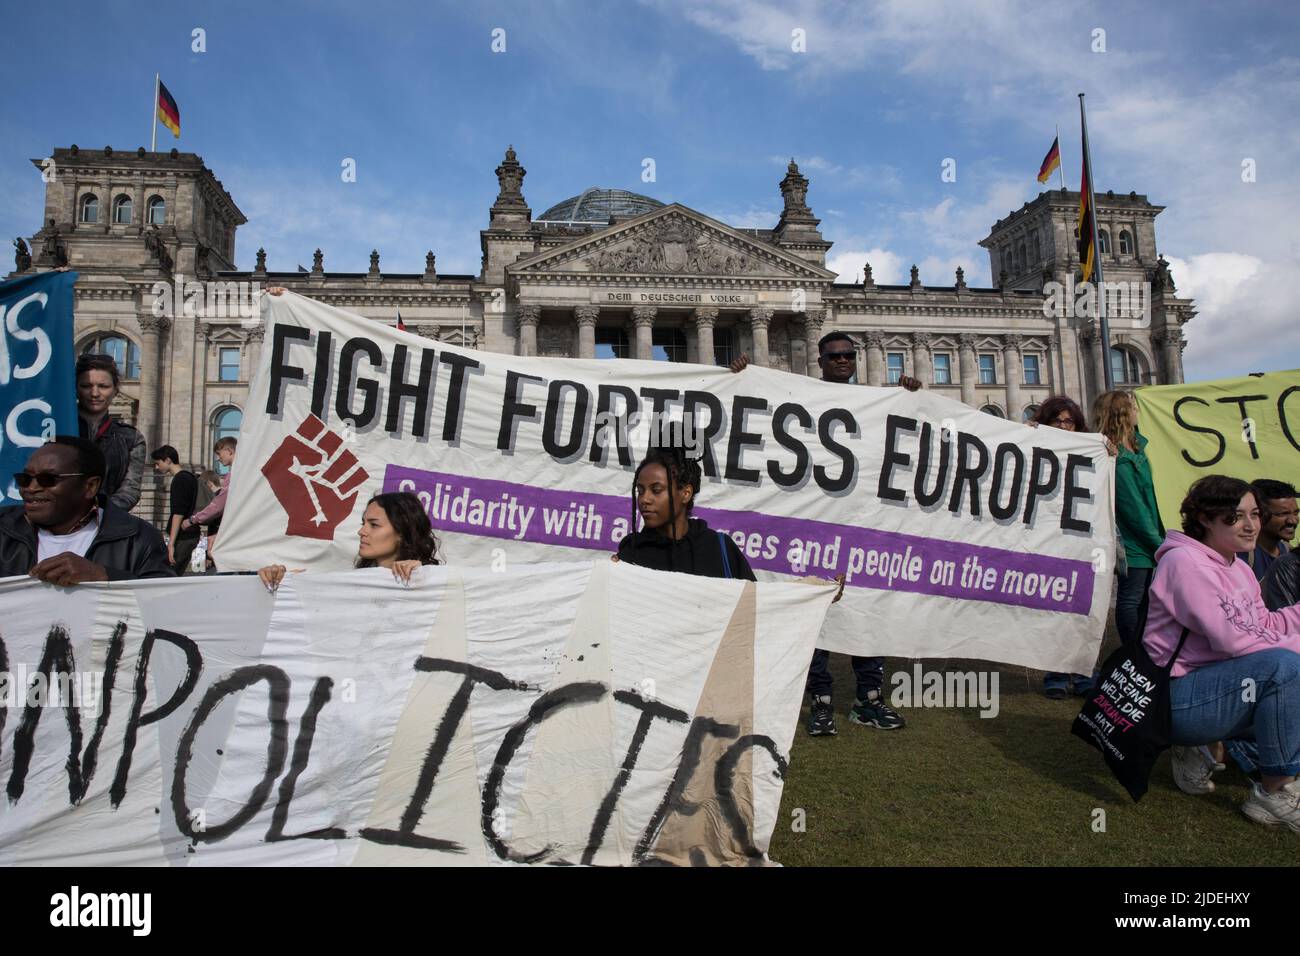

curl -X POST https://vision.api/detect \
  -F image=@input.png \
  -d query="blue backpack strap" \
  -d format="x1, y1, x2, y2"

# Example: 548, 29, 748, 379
717, 531, 733, 579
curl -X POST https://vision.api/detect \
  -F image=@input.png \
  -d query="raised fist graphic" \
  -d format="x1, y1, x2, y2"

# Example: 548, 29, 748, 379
262, 415, 369, 540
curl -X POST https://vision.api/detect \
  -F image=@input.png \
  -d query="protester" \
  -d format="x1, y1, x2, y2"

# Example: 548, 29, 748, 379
151, 445, 201, 573
259, 491, 441, 591
735, 332, 913, 734
1262, 550, 1300, 612
1141, 475, 1300, 827
76, 353, 146, 511
1240, 479, 1297, 580
1094, 390, 1162, 646
0, 437, 172, 582
1031, 395, 1115, 698
614, 445, 756, 580
183, 437, 237, 539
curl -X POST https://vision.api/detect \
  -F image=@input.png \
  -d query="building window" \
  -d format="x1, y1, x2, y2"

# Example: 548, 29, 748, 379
933, 353, 952, 384
980, 404, 1005, 418
1118, 230, 1133, 256
978, 353, 997, 384
147, 196, 166, 225
1022, 353, 1042, 385
595, 327, 629, 360
1098, 228, 1111, 255
652, 328, 687, 363
80, 334, 140, 380
1110, 346, 1143, 385
886, 352, 905, 384
80, 194, 99, 223
212, 407, 243, 474
113, 195, 133, 224
1022, 403, 1041, 423
1016, 241, 1027, 274
1030, 231, 1041, 264
218, 347, 240, 382
712, 327, 735, 368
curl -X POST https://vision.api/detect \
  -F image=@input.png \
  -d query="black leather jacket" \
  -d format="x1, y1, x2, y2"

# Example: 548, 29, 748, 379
0, 499, 174, 580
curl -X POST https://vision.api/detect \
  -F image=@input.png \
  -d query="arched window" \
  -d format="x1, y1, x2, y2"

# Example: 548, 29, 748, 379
80, 333, 141, 380
980, 403, 1005, 418
1109, 346, 1144, 385
147, 196, 166, 225
113, 194, 133, 224
212, 407, 243, 473
80, 194, 99, 223
1118, 230, 1133, 256
1098, 229, 1111, 255
1030, 231, 1041, 264
1016, 241, 1027, 274
1021, 403, 1041, 423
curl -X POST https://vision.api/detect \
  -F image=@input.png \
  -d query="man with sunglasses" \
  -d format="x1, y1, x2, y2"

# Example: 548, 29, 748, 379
0, 437, 173, 584
732, 331, 919, 735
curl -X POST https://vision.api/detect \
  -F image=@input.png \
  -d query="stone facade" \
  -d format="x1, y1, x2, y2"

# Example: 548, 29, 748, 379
10, 145, 1196, 524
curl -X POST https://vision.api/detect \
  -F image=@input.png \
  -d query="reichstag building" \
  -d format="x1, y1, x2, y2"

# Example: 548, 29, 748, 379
11, 144, 1196, 520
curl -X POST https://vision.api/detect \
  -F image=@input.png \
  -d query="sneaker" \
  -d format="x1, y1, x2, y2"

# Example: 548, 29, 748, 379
807, 695, 837, 737
849, 690, 906, 730
1241, 779, 1300, 833
1170, 745, 1217, 795
1044, 685, 1069, 700
1069, 674, 1096, 696
1043, 673, 1070, 700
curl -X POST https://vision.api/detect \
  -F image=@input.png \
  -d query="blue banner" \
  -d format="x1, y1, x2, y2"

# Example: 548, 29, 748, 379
0, 270, 78, 504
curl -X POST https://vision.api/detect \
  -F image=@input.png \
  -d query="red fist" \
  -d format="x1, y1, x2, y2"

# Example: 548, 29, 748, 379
262, 415, 369, 540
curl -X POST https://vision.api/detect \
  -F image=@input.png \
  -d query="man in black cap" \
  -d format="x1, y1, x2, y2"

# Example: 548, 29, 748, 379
0, 436, 173, 583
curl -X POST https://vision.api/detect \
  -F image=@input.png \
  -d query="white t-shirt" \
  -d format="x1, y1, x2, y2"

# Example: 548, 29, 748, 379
36, 512, 102, 563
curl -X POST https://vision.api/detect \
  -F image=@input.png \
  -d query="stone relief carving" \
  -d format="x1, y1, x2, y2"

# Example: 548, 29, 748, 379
585, 216, 762, 276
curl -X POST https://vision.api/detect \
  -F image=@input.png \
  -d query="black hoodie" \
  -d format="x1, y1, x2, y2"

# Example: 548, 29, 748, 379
616, 517, 756, 581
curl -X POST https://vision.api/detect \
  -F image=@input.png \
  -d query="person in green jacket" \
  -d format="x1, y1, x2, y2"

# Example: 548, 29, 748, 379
1094, 390, 1164, 645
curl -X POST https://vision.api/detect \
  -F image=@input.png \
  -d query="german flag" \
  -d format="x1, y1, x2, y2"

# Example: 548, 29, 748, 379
1077, 162, 1095, 283
1036, 136, 1061, 184
157, 81, 180, 138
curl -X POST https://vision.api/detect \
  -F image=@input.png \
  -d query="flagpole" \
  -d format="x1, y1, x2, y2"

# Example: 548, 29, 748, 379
151, 73, 159, 152
1079, 93, 1113, 392
1056, 123, 1066, 190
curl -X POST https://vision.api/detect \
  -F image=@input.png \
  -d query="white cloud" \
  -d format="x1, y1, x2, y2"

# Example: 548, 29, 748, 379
827, 247, 906, 285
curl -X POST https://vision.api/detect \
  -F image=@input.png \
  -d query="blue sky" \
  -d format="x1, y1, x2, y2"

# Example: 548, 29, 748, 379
3, 0, 1298, 379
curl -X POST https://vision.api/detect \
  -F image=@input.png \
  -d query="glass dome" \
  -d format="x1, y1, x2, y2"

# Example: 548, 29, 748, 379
536, 187, 664, 225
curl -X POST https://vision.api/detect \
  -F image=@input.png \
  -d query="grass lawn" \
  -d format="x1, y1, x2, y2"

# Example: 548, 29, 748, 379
769, 652, 1298, 867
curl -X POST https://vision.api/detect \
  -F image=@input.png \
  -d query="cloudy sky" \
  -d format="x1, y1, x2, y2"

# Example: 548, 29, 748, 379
2, 0, 1296, 379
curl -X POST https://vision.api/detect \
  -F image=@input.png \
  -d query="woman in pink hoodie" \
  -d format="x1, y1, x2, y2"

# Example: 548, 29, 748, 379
1143, 475, 1300, 833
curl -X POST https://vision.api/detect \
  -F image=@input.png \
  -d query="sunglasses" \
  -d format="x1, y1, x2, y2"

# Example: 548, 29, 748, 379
822, 350, 856, 361
13, 472, 85, 489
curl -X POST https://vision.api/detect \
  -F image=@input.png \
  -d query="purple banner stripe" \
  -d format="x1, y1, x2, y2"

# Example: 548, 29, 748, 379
384, 464, 1095, 615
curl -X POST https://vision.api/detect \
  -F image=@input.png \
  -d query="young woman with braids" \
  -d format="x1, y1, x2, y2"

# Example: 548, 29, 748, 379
612, 446, 756, 580
258, 491, 441, 591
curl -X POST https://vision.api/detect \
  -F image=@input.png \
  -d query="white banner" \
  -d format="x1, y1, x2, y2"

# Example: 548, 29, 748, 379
216, 293, 1114, 674
0, 563, 831, 866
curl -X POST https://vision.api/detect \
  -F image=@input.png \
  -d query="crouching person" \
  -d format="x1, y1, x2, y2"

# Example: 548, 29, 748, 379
1143, 475, 1300, 831
0, 437, 173, 583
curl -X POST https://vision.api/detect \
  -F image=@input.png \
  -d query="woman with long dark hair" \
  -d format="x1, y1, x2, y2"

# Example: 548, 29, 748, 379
258, 491, 441, 591
613, 446, 755, 580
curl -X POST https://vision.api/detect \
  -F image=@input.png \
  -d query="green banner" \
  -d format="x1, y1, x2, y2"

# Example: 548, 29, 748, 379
1135, 369, 1300, 529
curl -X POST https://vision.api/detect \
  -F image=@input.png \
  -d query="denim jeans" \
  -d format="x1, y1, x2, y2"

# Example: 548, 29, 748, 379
1116, 566, 1154, 645
1168, 648, 1300, 778
807, 649, 883, 701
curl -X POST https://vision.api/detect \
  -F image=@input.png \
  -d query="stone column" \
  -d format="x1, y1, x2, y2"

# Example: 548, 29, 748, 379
1045, 332, 1060, 391
246, 326, 265, 383
911, 331, 932, 385
958, 333, 978, 407
1154, 327, 1182, 384
801, 309, 825, 377
748, 307, 772, 367
1082, 323, 1108, 399
517, 304, 540, 357
574, 305, 599, 360
865, 331, 885, 386
632, 306, 656, 360
854, 336, 868, 384
136, 314, 170, 447
1002, 334, 1023, 420
694, 306, 718, 367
